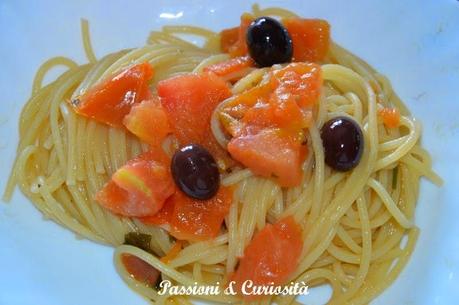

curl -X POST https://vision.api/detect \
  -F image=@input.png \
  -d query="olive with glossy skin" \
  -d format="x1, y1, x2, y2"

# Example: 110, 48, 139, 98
320, 116, 364, 171
171, 144, 220, 200
246, 16, 293, 67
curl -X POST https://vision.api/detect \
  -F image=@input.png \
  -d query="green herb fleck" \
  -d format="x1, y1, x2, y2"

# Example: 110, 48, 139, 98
392, 167, 399, 189
124, 232, 152, 253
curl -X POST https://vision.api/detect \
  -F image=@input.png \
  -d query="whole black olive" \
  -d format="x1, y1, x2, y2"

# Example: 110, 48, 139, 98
320, 116, 364, 171
246, 16, 293, 67
171, 144, 220, 200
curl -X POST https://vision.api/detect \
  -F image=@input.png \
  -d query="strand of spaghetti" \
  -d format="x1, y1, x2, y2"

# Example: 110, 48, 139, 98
50, 66, 91, 176
192, 54, 229, 73
222, 168, 253, 186
73, 51, 127, 98
65, 103, 78, 186
292, 64, 378, 279
349, 228, 419, 305
401, 153, 443, 185
256, 179, 279, 230
336, 225, 362, 254
306, 122, 325, 222
32, 56, 79, 94
226, 181, 242, 274
81, 19, 97, 63
169, 234, 228, 267
39, 183, 105, 243
367, 178, 413, 228
18, 85, 53, 150
162, 25, 216, 37
114, 245, 238, 303
332, 261, 353, 286
330, 195, 372, 304
236, 177, 264, 257
75, 117, 87, 181
374, 116, 421, 171
277, 268, 341, 305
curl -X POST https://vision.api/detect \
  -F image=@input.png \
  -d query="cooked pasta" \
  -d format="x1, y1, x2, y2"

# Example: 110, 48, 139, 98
4, 4, 441, 305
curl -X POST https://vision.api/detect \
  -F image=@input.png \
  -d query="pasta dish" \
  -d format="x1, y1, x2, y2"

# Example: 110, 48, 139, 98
4, 5, 442, 305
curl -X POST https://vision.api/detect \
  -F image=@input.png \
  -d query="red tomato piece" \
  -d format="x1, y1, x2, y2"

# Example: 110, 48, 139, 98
95, 151, 174, 217
379, 107, 400, 128
220, 27, 239, 53
220, 14, 254, 57
283, 18, 331, 62
203, 56, 255, 82
227, 128, 306, 187
121, 254, 160, 287
223, 63, 321, 187
157, 72, 233, 168
71, 62, 154, 127
142, 186, 233, 242
231, 216, 303, 300
139, 193, 175, 226
271, 62, 322, 108
123, 97, 171, 147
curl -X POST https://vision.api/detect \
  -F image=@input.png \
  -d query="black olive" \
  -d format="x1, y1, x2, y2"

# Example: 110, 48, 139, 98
171, 144, 220, 200
320, 116, 364, 171
246, 16, 293, 67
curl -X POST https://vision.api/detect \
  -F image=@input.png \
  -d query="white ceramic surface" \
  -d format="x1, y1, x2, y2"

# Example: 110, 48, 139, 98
1, 1, 458, 304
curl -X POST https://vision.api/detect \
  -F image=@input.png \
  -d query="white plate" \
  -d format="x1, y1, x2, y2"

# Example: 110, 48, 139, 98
1, 0, 458, 304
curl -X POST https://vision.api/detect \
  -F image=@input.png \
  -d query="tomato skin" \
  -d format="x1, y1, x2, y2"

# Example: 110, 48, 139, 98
72, 63, 154, 127
141, 186, 233, 242
95, 151, 174, 217
157, 72, 233, 168
230, 216, 303, 300
283, 18, 331, 62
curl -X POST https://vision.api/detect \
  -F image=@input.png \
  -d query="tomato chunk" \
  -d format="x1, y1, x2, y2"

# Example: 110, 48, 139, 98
123, 97, 171, 147
142, 186, 233, 242
220, 14, 254, 57
271, 62, 322, 108
283, 18, 330, 62
220, 27, 239, 53
228, 128, 306, 187
203, 56, 255, 82
379, 107, 400, 128
71, 63, 154, 127
95, 151, 174, 217
222, 63, 322, 186
221, 16, 330, 63
231, 216, 303, 300
121, 254, 160, 287
157, 73, 233, 168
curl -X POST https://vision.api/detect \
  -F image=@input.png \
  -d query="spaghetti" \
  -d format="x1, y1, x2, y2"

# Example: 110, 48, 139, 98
4, 5, 442, 305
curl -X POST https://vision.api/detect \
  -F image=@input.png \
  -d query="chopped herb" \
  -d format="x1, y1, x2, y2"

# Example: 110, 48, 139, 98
124, 232, 152, 253
392, 166, 398, 189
